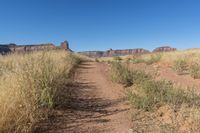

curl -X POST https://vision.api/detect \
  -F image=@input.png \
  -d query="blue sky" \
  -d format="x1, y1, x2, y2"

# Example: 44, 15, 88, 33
0, 0, 200, 51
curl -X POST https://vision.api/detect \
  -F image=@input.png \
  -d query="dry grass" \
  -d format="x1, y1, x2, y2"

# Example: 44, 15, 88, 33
189, 62, 200, 79
100, 48, 200, 66
111, 62, 200, 132
111, 62, 134, 86
0, 50, 83, 132
105, 49, 200, 79
173, 58, 188, 74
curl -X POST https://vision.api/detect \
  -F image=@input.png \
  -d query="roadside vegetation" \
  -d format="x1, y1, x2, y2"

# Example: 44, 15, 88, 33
127, 53, 162, 65
111, 62, 134, 86
172, 56, 200, 79
0, 50, 84, 132
144, 53, 162, 65
190, 62, 200, 79
101, 49, 200, 80
173, 58, 188, 74
104, 53, 162, 65
111, 62, 200, 132
113, 56, 122, 62
95, 58, 99, 62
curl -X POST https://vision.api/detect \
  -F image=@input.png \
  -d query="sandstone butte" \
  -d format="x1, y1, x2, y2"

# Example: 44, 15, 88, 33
78, 46, 176, 58
0, 40, 70, 54
0, 41, 176, 57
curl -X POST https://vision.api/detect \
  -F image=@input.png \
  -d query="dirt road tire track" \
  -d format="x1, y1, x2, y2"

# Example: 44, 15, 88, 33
37, 62, 131, 133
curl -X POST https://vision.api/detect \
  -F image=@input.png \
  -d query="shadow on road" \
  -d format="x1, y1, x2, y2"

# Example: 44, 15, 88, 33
35, 62, 129, 133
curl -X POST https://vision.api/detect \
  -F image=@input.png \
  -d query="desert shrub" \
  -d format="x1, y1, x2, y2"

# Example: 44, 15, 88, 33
127, 80, 200, 111
131, 58, 145, 64
110, 62, 200, 131
111, 63, 200, 111
130, 55, 145, 64
111, 62, 151, 87
128, 80, 173, 111
107, 60, 111, 64
190, 63, 200, 79
95, 58, 99, 62
125, 57, 131, 63
173, 58, 188, 74
131, 70, 151, 84
145, 53, 162, 65
111, 62, 134, 86
113, 56, 122, 62
0, 51, 82, 132
128, 77, 200, 111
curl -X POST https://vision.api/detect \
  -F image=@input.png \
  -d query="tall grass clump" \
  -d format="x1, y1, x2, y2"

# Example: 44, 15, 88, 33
111, 62, 151, 86
113, 56, 122, 62
190, 62, 200, 79
131, 58, 145, 64
0, 50, 82, 132
111, 63, 200, 111
124, 68, 200, 132
128, 79, 200, 111
145, 53, 162, 65
173, 58, 188, 74
111, 62, 133, 86
95, 58, 99, 62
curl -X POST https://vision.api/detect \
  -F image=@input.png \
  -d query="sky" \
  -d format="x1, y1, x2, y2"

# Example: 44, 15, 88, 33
0, 0, 200, 52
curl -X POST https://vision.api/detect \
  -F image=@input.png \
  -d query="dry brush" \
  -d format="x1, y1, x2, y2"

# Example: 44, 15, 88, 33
0, 50, 83, 132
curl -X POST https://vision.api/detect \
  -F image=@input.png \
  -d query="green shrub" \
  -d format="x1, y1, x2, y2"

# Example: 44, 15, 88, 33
113, 56, 122, 62
131, 70, 151, 84
95, 58, 99, 62
111, 62, 133, 86
128, 77, 200, 111
111, 62, 151, 87
111, 63, 200, 111
145, 54, 162, 65
125, 57, 131, 63
190, 63, 200, 79
107, 60, 111, 64
173, 58, 188, 74
131, 58, 145, 64
128, 80, 172, 111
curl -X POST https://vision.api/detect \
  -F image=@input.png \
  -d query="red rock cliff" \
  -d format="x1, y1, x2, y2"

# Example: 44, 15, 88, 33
153, 46, 176, 52
78, 48, 150, 58
0, 40, 70, 54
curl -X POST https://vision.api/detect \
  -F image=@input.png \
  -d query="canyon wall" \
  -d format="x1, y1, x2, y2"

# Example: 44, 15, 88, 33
78, 48, 150, 58
0, 40, 70, 54
79, 46, 177, 58
153, 46, 176, 52
0, 41, 176, 57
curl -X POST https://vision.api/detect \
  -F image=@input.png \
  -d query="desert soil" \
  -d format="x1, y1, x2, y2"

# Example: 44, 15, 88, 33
36, 62, 132, 133
128, 63, 200, 93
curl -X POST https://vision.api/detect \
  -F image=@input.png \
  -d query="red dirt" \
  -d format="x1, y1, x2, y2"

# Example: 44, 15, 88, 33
37, 62, 131, 133
127, 63, 200, 132
128, 63, 200, 93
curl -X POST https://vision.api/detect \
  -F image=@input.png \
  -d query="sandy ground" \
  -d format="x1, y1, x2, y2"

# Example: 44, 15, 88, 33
36, 62, 132, 133
128, 63, 200, 93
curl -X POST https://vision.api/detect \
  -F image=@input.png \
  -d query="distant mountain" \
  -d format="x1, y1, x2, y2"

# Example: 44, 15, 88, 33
0, 40, 71, 55
78, 46, 177, 58
78, 48, 150, 58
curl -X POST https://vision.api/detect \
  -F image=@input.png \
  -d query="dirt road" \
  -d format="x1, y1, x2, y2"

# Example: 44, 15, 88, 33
38, 62, 131, 133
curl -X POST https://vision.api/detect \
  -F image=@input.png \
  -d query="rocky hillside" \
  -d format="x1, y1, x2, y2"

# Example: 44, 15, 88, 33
79, 46, 176, 58
0, 40, 70, 54
153, 46, 176, 52
78, 48, 150, 58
